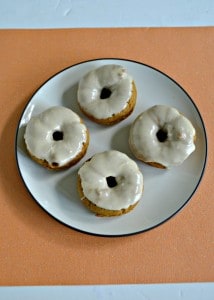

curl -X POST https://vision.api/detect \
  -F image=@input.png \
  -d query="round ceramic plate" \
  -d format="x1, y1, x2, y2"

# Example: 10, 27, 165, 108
15, 58, 207, 237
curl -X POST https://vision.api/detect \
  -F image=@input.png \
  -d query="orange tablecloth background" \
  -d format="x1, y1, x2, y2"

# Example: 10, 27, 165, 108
0, 28, 213, 286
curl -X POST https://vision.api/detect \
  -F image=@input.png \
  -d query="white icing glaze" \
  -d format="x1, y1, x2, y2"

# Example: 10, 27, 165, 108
24, 106, 88, 167
77, 64, 133, 119
129, 105, 196, 168
78, 150, 143, 210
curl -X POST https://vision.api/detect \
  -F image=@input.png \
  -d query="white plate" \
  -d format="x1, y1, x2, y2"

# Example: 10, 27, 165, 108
15, 58, 207, 237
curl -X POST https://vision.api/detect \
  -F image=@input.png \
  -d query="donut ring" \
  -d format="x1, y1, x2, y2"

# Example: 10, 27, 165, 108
129, 105, 196, 169
77, 150, 143, 216
24, 106, 89, 170
77, 64, 137, 125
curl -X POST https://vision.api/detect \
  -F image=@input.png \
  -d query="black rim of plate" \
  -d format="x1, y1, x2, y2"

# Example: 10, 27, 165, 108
15, 58, 208, 238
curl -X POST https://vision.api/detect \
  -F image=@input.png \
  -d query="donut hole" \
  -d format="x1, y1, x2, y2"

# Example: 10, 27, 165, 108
100, 87, 112, 99
156, 129, 168, 142
106, 176, 117, 188
52, 130, 64, 141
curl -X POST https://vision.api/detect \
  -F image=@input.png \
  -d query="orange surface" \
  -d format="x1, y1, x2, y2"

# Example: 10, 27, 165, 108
0, 28, 213, 285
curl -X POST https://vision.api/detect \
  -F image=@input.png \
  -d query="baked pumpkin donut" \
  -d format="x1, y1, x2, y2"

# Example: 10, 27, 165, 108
24, 106, 89, 170
129, 105, 196, 169
77, 64, 137, 125
77, 150, 143, 217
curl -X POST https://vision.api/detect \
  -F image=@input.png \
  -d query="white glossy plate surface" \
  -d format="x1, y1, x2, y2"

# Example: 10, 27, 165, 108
15, 58, 207, 237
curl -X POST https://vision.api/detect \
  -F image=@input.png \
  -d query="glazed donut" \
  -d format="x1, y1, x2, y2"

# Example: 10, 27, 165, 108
77, 150, 143, 217
24, 106, 89, 170
129, 105, 196, 169
77, 64, 137, 125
